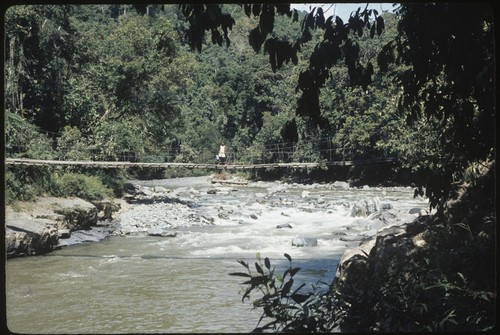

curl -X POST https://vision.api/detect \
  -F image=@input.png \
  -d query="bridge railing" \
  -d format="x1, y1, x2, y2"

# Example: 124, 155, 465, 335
6, 131, 362, 165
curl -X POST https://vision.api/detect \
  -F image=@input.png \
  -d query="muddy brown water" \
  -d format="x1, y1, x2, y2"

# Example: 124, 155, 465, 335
6, 177, 428, 333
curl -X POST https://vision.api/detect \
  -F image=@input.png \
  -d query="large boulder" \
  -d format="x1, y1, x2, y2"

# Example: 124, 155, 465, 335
5, 197, 102, 258
5, 211, 59, 257
350, 197, 381, 217
49, 198, 98, 231
334, 215, 432, 331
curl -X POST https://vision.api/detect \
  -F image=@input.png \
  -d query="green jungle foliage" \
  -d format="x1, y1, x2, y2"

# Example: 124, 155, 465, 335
50, 172, 113, 201
235, 245, 495, 332
230, 253, 337, 332
177, 3, 494, 209
3, 3, 495, 331
4, 4, 407, 201
5, 4, 494, 209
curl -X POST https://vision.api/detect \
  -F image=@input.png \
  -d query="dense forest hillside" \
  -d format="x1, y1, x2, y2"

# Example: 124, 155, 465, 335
4, 3, 495, 208
4, 4, 401, 202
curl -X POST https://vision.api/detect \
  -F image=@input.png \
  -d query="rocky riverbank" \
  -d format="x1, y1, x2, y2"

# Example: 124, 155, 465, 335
5, 176, 222, 258
6, 174, 448, 334
6, 168, 494, 331
332, 161, 496, 331
5, 197, 124, 258
5, 175, 431, 258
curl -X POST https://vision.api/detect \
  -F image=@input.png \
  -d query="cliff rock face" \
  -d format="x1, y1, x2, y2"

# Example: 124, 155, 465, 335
5, 197, 100, 258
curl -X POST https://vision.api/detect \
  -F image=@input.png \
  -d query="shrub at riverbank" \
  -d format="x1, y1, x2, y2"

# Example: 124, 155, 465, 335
5, 167, 127, 205
50, 172, 113, 201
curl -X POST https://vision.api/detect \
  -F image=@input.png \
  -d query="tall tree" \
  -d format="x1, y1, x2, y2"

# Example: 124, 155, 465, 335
385, 3, 495, 207
177, 4, 384, 126
178, 3, 494, 207
5, 5, 75, 133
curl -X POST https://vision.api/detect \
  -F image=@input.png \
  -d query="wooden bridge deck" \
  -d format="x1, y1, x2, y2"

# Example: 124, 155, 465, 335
5, 157, 395, 169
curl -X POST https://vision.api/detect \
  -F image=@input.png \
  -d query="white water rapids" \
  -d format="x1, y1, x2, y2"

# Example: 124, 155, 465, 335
6, 176, 429, 333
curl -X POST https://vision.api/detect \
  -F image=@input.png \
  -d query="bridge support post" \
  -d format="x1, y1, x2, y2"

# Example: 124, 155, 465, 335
217, 165, 226, 175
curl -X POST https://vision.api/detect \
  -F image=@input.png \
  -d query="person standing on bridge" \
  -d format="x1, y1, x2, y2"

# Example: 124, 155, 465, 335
218, 143, 226, 165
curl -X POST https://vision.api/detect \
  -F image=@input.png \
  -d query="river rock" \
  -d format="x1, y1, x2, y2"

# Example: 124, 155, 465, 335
292, 236, 318, 247
201, 216, 215, 225
147, 228, 177, 237
351, 217, 389, 232
23, 197, 100, 232
5, 197, 102, 258
58, 229, 71, 239
57, 226, 115, 247
339, 235, 364, 242
332, 181, 350, 190
377, 225, 407, 237
153, 186, 169, 194
276, 223, 293, 229
351, 197, 381, 217
367, 210, 399, 225
128, 184, 189, 202
92, 199, 120, 221
315, 197, 326, 205
140, 187, 154, 197
218, 211, 229, 219
267, 184, 288, 194
408, 207, 422, 214
115, 199, 210, 235
51, 198, 98, 232
346, 218, 373, 232
35, 213, 66, 222
380, 203, 393, 210
123, 182, 138, 194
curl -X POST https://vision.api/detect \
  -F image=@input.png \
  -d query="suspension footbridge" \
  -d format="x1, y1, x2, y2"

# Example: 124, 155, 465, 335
5, 157, 395, 170
6, 130, 395, 170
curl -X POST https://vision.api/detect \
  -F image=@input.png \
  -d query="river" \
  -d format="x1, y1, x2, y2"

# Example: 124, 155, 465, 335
5, 176, 429, 333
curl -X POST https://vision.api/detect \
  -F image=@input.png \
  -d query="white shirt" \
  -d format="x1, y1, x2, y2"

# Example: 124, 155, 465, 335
218, 145, 226, 157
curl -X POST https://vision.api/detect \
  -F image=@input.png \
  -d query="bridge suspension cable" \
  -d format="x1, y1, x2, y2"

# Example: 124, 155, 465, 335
5, 125, 394, 168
